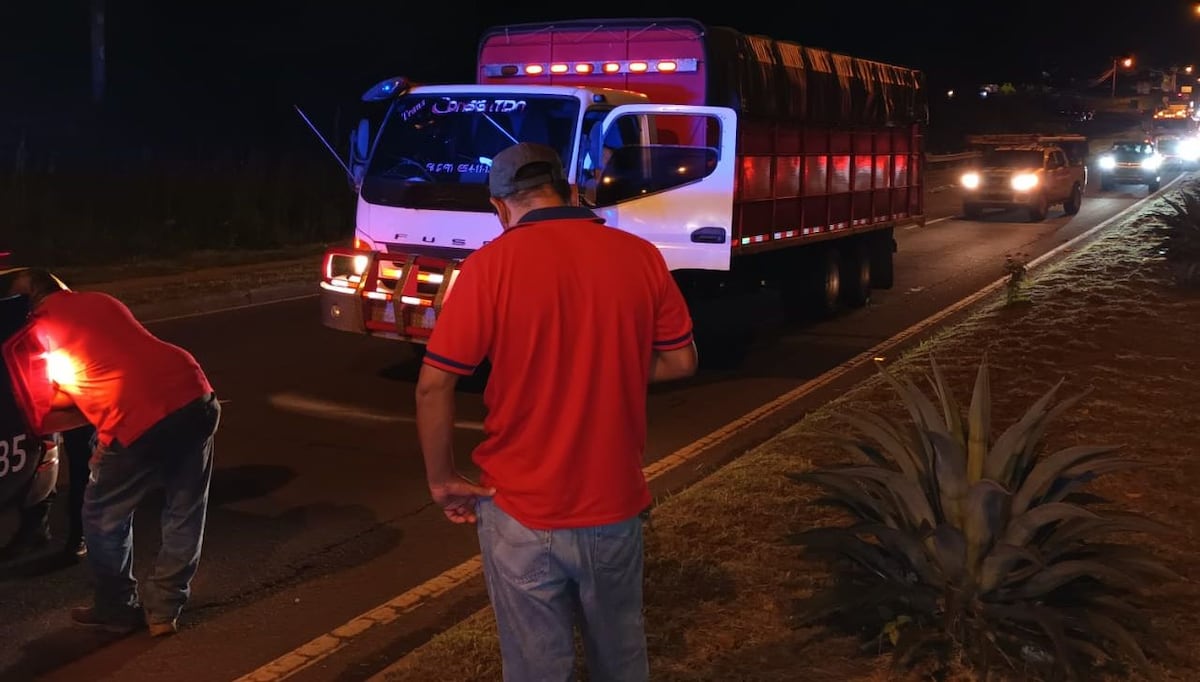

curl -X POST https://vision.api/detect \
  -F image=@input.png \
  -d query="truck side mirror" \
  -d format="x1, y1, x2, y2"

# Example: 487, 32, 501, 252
351, 119, 371, 163
349, 119, 370, 190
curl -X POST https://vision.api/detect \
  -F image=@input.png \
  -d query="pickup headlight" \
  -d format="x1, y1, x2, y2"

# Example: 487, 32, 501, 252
1141, 155, 1162, 170
960, 172, 981, 189
1099, 155, 1116, 170
1180, 138, 1200, 161
1011, 173, 1039, 191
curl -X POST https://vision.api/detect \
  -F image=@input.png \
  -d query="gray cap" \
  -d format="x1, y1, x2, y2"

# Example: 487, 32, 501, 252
488, 142, 566, 198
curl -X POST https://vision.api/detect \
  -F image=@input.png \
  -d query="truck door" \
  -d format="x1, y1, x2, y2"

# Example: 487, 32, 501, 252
589, 105, 737, 273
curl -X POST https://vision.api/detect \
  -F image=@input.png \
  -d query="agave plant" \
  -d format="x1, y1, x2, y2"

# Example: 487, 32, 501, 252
787, 354, 1175, 681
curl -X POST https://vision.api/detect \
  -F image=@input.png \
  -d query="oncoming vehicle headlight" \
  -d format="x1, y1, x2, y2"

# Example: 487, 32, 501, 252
960, 171, 981, 189
1180, 138, 1200, 161
1011, 173, 1039, 191
1141, 155, 1162, 170
1099, 155, 1116, 170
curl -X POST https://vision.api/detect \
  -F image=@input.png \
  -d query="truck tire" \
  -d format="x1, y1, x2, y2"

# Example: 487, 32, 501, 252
1027, 193, 1048, 222
840, 244, 871, 308
963, 203, 983, 220
1063, 184, 1082, 215
869, 231, 895, 290
780, 248, 840, 320
1149, 180, 1160, 193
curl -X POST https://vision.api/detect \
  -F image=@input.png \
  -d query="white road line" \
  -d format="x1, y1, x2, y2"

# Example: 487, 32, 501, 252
143, 293, 318, 325
234, 176, 1182, 682
267, 392, 484, 431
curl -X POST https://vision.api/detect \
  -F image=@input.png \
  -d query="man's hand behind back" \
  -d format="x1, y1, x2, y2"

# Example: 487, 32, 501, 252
429, 475, 496, 524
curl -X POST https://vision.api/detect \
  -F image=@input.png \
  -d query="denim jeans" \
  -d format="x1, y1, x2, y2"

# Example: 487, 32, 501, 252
84, 394, 219, 625
476, 498, 648, 682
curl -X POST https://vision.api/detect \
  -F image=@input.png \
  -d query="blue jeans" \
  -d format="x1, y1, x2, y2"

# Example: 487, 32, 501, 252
476, 498, 648, 682
84, 394, 219, 625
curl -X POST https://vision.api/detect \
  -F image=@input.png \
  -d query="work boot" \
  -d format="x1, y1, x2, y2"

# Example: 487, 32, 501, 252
70, 605, 146, 634
0, 501, 52, 562
63, 524, 87, 560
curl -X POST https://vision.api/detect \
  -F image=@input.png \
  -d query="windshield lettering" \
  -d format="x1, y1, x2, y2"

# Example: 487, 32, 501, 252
431, 98, 528, 115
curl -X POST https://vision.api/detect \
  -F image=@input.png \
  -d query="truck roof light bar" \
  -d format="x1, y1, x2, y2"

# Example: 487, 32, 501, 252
482, 58, 697, 78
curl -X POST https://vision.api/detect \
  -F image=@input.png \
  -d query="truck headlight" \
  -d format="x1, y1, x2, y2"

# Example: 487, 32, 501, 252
352, 254, 370, 276
1011, 174, 1039, 191
960, 172, 980, 189
1099, 155, 1116, 170
1141, 156, 1161, 170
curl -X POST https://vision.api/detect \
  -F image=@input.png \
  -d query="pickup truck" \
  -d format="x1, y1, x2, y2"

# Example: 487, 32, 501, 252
958, 142, 1087, 222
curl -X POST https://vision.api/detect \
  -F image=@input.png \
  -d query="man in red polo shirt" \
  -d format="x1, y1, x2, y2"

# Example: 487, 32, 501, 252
1, 267, 218, 637
415, 142, 698, 681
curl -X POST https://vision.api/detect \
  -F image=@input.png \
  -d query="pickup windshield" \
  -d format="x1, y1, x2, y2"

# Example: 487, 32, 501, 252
362, 93, 581, 212
981, 150, 1044, 169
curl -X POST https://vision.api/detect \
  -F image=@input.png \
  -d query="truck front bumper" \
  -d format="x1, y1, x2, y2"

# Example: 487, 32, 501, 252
319, 247, 459, 343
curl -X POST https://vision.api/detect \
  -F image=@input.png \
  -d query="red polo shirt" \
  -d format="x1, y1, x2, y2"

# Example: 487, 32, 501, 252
31, 291, 212, 448
424, 207, 693, 530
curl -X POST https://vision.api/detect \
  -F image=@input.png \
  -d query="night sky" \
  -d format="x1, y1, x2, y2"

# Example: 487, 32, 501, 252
3, 1, 1198, 152
8, 2, 1199, 93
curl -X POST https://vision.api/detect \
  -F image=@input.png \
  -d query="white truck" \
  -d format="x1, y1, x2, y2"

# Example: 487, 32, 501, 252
314, 18, 928, 346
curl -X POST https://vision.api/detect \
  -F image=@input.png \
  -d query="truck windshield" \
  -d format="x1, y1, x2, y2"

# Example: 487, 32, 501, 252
362, 93, 581, 212
982, 150, 1043, 169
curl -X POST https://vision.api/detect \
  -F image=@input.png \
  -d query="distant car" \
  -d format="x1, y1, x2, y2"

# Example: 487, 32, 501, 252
1154, 134, 1200, 170
0, 268, 60, 516
1096, 141, 1162, 193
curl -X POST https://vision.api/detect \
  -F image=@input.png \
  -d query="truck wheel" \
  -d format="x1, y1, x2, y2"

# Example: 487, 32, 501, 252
780, 248, 840, 320
840, 245, 871, 308
1063, 184, 1082, 215
869, 231, 895, 290
1148, 180, 1160, 193
1027, 193, 1048, 222
963, 203, 983, 220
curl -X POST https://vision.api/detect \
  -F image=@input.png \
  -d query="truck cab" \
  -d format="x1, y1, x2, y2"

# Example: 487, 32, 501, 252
321, 79, 737, 342
959, 143, 1086, 222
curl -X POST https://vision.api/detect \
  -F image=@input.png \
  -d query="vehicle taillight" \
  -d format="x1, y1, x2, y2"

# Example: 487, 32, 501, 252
2, 324, 59, 436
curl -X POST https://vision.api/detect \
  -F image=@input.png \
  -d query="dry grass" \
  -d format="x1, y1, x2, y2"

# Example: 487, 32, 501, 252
381, 180, 1200, 681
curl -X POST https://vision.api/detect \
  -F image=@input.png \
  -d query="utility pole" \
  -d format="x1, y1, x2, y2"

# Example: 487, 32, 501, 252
90, 0, 106, 105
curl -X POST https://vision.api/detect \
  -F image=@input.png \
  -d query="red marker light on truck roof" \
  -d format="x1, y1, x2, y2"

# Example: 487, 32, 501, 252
603, 62, 621, 73
550, 63, 569, 74
656, 61, 678, 72
524, 64, 544, 75
575, 63, 594, 74
628, 61, 648, 73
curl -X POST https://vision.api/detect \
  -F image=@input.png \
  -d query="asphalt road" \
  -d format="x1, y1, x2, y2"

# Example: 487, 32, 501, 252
0, 169, 1181, 682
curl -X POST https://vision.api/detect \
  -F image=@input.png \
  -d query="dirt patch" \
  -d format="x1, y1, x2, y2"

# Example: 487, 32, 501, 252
379, 181, 1200, 681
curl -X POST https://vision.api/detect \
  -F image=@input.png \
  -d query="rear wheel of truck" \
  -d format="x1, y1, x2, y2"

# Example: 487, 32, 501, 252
869, 231, 895, 290
780, 247, 841, 320
1149, 180, 1160, 193
963, 203, 983, 220
840, 244, 871, 308
1027, 193, 1048, 222
1063, 184, 1083, 215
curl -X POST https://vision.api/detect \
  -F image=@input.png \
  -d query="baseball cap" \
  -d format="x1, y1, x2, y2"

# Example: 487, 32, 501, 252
488, 142, 566, 198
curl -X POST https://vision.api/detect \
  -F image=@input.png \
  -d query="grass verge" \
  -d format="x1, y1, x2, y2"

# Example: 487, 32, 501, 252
379, 179, 1200, 681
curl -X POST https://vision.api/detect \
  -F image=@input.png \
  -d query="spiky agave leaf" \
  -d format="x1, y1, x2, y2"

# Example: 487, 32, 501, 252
965, 352, 991, 483
982, 377, 1065, 485
927, 355, 965, 449
790, 356, 1175, 680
